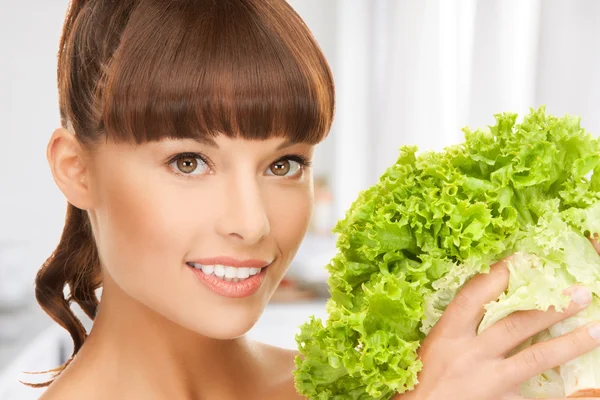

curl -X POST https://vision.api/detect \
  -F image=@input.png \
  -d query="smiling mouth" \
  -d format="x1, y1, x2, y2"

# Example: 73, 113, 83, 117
186, 262, 269, 282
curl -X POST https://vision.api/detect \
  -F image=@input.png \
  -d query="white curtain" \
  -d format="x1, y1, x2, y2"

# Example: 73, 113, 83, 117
328, 0, 600, 220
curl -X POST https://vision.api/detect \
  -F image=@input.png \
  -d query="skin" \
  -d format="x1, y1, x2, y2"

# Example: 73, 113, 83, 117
43, 128, 313, 399
42, 127, 600, 400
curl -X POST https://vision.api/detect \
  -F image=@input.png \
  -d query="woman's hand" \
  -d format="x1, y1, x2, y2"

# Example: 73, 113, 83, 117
395, 250, 600, 400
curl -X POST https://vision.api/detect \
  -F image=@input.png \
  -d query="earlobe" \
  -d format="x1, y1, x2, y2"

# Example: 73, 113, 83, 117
47, 127, 94, 210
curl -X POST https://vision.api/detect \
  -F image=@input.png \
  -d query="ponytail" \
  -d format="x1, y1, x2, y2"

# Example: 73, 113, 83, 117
28, 204, 101, 387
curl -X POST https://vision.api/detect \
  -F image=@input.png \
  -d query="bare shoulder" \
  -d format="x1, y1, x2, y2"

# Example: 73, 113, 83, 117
250, 341, 306, 400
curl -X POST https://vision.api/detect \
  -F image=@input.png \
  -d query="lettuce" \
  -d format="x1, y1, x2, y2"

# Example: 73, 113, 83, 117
294, 106, 600, 399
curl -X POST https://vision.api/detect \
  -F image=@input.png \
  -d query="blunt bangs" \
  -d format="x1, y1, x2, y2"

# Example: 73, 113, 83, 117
100, 0, 335, 145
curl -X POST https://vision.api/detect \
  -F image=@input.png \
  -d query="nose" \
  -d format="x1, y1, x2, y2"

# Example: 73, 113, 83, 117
215, 176, 271, 244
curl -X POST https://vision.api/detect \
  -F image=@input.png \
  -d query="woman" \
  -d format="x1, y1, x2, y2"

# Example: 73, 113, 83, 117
36, 0, 600, 399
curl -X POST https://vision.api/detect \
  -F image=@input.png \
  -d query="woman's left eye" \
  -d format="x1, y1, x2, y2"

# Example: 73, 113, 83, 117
266, 156, 309, 177
168, 153, 210, 176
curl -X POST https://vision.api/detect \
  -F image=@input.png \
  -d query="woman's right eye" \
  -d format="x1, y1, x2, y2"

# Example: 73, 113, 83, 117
168, 153, 210, 177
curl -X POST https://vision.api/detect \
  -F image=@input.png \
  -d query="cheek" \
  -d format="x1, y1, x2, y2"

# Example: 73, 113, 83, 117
268, 184, 313, 265
93, 169, 205, 292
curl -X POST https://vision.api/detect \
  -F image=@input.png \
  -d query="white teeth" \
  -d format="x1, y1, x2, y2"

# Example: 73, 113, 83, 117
238, 267, 250, 279
224, 266, 237, 279
214, 265, 225, 277
190, 263, 263, 281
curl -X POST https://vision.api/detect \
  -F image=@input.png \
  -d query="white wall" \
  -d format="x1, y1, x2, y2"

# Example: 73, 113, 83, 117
535, 0, 600, 135
0, 1, 70, 285
469, 0, 541, 129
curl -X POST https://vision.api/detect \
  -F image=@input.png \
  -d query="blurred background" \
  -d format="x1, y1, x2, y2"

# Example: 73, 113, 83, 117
2, 0, 600, 398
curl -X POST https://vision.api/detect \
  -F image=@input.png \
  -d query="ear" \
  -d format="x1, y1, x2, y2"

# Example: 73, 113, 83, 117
47, 127, 94, 210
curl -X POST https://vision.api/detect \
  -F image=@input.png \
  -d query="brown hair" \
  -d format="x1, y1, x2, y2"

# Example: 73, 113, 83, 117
32, 0, 335, 387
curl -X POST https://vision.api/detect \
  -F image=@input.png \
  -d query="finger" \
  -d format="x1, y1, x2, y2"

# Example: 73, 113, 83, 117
502, 322, 600, 387
477, 285, 593, 356
434, 256, 511, 338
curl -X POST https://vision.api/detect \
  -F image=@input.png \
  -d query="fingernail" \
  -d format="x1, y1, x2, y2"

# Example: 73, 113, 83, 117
588, 324, 600, 341
570, 286, 592, 305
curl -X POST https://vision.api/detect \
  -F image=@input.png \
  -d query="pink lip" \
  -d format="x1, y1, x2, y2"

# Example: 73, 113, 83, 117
188, 266, 267, 298
187, 257, 271, 269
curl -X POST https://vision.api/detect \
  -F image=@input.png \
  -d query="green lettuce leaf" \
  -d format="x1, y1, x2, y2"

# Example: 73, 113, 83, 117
294, 106, 600, 399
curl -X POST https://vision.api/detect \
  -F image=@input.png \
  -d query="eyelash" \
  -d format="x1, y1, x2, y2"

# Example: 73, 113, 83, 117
166, 152, 312, 179
280, 155, 313, 169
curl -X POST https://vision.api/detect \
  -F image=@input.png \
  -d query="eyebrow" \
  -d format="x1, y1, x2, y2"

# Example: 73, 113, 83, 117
190, 137, 299, 150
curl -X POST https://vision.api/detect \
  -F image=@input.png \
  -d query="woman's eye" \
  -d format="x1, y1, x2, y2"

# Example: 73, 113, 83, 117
169, 154, 209, 176
267, 158, 303, 177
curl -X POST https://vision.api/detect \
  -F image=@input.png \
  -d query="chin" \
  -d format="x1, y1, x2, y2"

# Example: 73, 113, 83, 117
200, 323, 255, 340
189, 314, 261, 340
177, 301, 267, 340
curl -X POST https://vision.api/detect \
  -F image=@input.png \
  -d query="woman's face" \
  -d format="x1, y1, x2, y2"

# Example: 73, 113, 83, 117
86, 134, 315, 339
